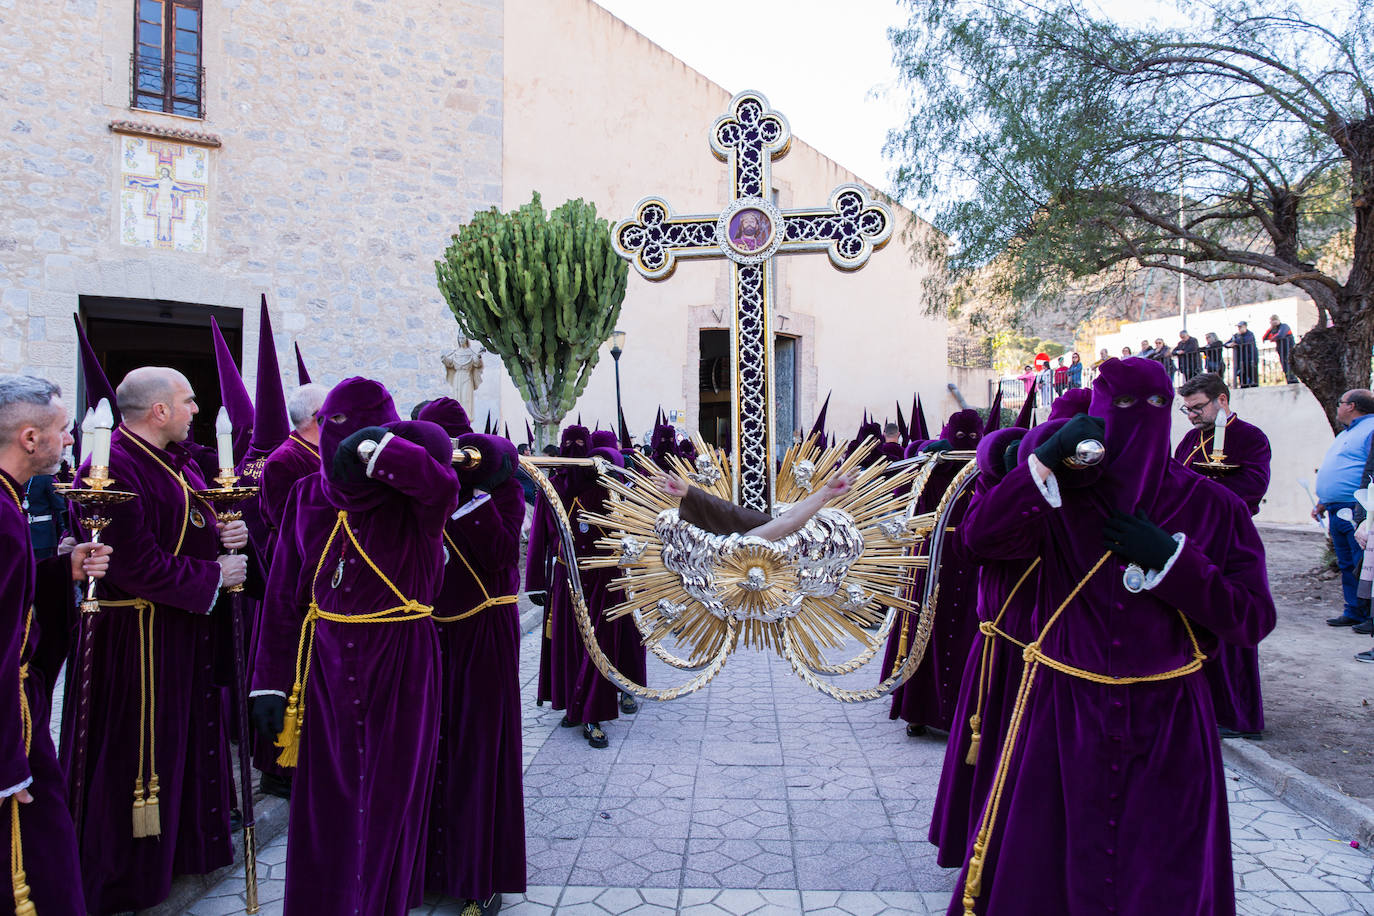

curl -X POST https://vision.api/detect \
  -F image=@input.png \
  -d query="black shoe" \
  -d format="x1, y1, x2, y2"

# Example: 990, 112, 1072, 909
560, 715, 578, 728
459, 900, 482, 916
230, 808, 243, 831
1327, 616, 1361, 627
1356, 648, 1374, 663
1218, 726, 1262, 740
482, 893, 503, 916
906, 723, 927, 737
620, 693, 639, 715
1353, 620, 1374, 635
583, 722, 609, 749
260, 771, 292, 800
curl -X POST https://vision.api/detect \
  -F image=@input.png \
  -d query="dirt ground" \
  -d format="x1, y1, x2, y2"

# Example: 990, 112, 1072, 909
1254, 524, 1374, 807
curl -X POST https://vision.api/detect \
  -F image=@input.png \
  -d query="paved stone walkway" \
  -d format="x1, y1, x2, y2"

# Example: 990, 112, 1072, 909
183, 627, 1374, 915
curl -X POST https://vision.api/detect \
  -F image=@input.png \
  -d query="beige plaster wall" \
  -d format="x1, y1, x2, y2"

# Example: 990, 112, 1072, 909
0, 0, 503, 409
497, 0, 948, 444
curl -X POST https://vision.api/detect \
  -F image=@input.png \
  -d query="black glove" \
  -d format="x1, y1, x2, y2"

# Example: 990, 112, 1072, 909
921, 439, 952, 454
250, 694, 287, 743
330, 426, 388, 484
527, 590, 546, 607
455, 433, 516, 492
1001, 438, 1023, 476
1102, 509, 1177, 571
1033, 414, 1106, 468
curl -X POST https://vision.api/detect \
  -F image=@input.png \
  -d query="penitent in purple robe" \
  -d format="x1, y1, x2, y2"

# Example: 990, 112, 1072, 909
248, 432, 321, 780
928, 427, 1036, 867
1174, 413, 1273, 735
949, 358, 1275, 916
885, 410, 983, 731
252, 380, 457, 916
63, 429, 232, 915
0, 469, 84, 916
416, 400, 527, 901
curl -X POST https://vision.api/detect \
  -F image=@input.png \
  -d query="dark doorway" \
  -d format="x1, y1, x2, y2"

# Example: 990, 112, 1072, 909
79, 296, 243, 449
698, 328, 730, 448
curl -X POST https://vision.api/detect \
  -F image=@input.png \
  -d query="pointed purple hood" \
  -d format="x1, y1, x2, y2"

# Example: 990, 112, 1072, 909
250, 295, 290, 456
984, 389, 1004, 433
74, 314, 120, 425
913, 395, 930, 440
1014, 384, 1038, 429
809, 392, 831, 442
211, 318, 254, 464
294, 342, 312, 385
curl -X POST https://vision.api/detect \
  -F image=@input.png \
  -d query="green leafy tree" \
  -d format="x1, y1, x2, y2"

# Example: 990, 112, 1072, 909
888, 0, 1372, 429
436, 193, 628, 446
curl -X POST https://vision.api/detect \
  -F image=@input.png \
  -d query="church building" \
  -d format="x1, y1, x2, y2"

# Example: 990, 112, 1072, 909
0, 0, 949, 447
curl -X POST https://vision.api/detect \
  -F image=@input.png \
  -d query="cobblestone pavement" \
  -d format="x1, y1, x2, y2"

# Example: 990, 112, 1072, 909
183, 627, 1374, 915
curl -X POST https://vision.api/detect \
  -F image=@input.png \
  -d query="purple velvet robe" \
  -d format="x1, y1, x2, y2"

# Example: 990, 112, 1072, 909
253, 427, 457, 916
1173, 414, 1273, 735
928, 429, 1037, 868
886, 410, 983, 730
63, 429, 232, 915
949, 360, 1276, 916
424, 476, 527, 900
0, 470, 84, 916
249, 432, 320, 779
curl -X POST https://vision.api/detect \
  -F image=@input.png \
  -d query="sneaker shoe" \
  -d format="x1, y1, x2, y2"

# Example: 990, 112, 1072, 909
620, 692, 639, 715
1356, 648, 1374, 663
1327, 616, 1361, 627
583, 722, 609, 748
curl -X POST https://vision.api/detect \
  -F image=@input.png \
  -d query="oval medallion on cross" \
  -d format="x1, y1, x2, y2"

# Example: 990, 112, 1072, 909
613, 90, 895, 512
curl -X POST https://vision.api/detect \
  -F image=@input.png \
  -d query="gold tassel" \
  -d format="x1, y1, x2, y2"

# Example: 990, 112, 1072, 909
131, 778, 148, 839
12, 797, 35, 916
964, 714, 982, 766
274, 688, 302, 768
143, 775, 161, 838
11, 872, 34, 916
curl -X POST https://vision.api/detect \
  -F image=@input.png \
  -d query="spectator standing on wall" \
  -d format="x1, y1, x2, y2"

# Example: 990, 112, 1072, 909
1225, 321, 1259, 388
1151, 337, 1176, 380
1138, 338, 1155, 360
1017, 364, 1036, 395
1312, 389, 1374, 631
1121, 345, 1133, 358
1202, 332, 1225, 374
1053, 357, 1069, 396
1263, 314, 1298, 384
1175, 330, 1201, 380
1067, 352, 1083, 388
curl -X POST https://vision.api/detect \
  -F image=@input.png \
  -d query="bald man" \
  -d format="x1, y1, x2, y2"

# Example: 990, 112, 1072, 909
1313, 389, 1374, 631
62, 366, 249, 915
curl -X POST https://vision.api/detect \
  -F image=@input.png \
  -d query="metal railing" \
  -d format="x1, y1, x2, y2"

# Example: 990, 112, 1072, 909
995, 340, 1298, 410
129, 54, 205, 119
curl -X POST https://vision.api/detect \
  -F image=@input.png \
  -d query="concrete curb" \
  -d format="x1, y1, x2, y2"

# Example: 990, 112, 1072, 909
520, 605, 543, 635
1222, 738, 1374, 849
144, 793, 291, 916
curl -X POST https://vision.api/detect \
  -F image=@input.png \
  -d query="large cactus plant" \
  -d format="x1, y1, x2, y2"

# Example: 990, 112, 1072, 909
436, 193, 628, 447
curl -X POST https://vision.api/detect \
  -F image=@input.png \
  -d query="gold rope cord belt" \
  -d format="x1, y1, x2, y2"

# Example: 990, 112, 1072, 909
83, 439, 195, 844
275, 511, 433, 767
96, 598, 161, 839
963, 557, 1041, 766
431, 531, 517, 624
961, 550, 1206, 915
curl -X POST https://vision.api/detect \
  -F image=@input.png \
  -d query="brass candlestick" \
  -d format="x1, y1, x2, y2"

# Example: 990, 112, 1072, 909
197, 470, 260, 913
61, 464, 137, 838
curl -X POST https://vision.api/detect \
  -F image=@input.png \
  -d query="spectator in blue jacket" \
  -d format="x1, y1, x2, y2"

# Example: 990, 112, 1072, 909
1313, 389, 1374, 631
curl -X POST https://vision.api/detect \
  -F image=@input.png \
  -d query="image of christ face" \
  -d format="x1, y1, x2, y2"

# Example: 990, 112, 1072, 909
729, 209, 771, 252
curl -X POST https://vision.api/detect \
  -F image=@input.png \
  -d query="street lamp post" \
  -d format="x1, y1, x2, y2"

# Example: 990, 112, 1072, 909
610, 329, 626, 439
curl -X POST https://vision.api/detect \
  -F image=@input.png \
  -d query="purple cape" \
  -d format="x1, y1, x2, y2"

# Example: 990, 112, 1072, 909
252, 392, 458, 916
63, 430, 232, 914
425, 474, 527, 899
0, 470, 84, 916
1173, 413, 1273, 734
947, 359, 1276, 916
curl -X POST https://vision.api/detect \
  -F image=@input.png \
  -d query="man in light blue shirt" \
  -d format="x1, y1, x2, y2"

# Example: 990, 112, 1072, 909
1313, 389, 1374, 628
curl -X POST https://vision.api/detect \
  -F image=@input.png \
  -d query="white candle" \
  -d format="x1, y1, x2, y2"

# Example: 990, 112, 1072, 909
216, 407, 234, 471
79, 408, 96, 466
92, 399, 113, 469
1212, 409, 1228, 459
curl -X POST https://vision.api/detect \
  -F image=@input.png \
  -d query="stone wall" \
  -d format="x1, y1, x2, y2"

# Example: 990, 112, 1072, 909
0, 0, 504, 408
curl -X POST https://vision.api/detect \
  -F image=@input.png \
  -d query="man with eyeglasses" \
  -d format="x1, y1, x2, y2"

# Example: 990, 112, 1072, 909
1314, 390, 1374, 633
1174, 373, 1273, 739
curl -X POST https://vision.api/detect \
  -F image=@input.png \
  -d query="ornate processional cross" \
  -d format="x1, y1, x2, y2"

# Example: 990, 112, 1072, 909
613, 90, 893, 513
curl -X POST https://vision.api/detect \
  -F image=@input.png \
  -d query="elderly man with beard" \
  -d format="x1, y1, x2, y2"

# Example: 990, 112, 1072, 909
249, 378, 458, 916
0, 376, 111, 916
948, 358, 1274, 916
